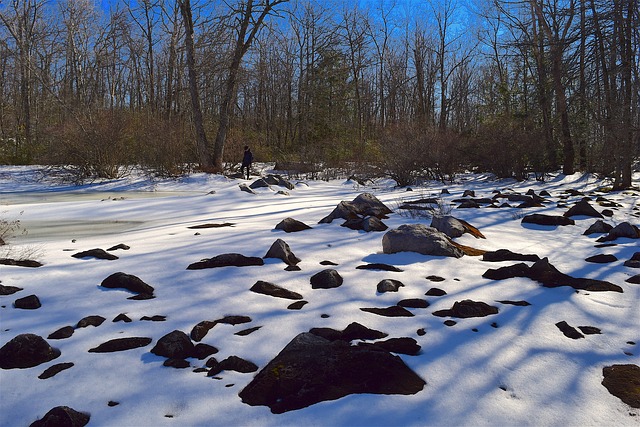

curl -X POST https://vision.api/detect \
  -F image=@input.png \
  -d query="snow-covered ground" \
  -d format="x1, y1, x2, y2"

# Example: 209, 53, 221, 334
1, 166, 638, 426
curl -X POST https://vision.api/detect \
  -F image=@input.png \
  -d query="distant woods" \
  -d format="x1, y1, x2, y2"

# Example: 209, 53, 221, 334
0, 0, 638, 187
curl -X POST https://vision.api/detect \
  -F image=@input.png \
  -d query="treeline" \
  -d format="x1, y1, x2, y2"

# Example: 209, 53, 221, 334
0, 0, 638, 187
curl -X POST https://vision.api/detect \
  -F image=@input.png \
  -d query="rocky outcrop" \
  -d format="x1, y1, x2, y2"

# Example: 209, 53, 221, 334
319, 193, 392, 224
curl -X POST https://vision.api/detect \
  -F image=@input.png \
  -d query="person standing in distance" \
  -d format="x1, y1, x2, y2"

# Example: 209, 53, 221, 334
241, 145, 253, 179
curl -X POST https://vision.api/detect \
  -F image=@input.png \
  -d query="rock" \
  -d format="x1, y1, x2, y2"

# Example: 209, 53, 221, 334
319, 193, 392, 224
193, 343, 219, 359
497, 300, 531, 306
555, 321, 584, 339
397, 298, 429, 308
585, 254, 618, 263
521, 214, 575, 226
88, 337, 152, 353
426, 276, 446, 282
263, 239, 301, 266
188, 223, 235, 229
238, 332, 425, 413
462, 190, 475, 197
187, 253, 264, 270
601, 364, 640, 408
425, 288, 447, 296
190, 321, 216, 342
288, 301, 308, 310
38, 362, 74, 379
482, 263, 530, 280
364, 337, 421, 355
430, 216, 485, 239
14, 294, 41, 309
48, 326, 75, 340
0, 284, 23, 295
310, 269, 343, 289
0, 334, 60, 369
150, 330, 194, 359
216, 315, 252, 325
457, 199, 480, 208
382, 224, 464, 258
310, 322, 388, 342
100, 272, 154, 297
164, 358, 190, 369
602, 209, 614, 217
72, 248, 118, 260
360, 306, 415, 317
482, 249, 540, 262
0, 258, 42, 267
626, 275, 640, 284
563, 199, 604, 218
356, 263, 403, 272
320, 260, 338, 266
107, 243, 130, 251
597, 222, 640, 242
432, 300, 499, 318
341, 216, 388, 232
583, 220, 613, 235
76, 315, 106, 328
577, 326, 601, 335
218, 355, 258, 373
376, 279, 404, 293
239, 183, 256, 194
30, 406, 89, 427
624, 260, 640, 268
274, 218, 312, 233
235, 326, 262, 336
113, 313, 132, 323
250, 280, 303, 300
140, 315, 166, 322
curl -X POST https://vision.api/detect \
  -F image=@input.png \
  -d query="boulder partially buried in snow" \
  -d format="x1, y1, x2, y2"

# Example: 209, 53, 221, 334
263, 239, 301, 266
596, 222, 640, 242
382, 224, 464, 258
319, 193, 392, 223
0, 334, 60, 369
430, 215, 485, 239
563, 199, 603, 218
238, 332, 425, 413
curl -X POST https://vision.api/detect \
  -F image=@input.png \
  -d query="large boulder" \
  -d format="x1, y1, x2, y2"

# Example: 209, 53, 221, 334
430, 216, 485, 239
563, 199, 604, 218
596, 222, 640, 242
150, 330, 195, 359
319, 193, 392, 224
583, 220, 613, 235
382, 224, 464, 258
100, 272, 154, 297
30, 406, 90, 427
238, 332, 425, 413
0, 334, 60, 369
522, 214, 575, 226
310, 269, 343, 289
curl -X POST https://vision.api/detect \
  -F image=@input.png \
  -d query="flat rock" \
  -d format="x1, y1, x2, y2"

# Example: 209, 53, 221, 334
382, 224, 464, 258
585, 254, 618, 263
274, 217, 312, 233
601, 364, 640, 408
356, 263, 403, 272
72, 248, 118, 260
626, 275, 640, 284
0, 284, 23, 295
497, 300, 531, 306
310, 269, 343, 289
363, 337, 421, 355
218, 355, 258, 374
288, 301, 308, 310
0, 334, 60, 369
482, 263, 530, 280
341, 216, 388, 232
522, 214, 575, 226
88, 337, 152, 353
309, 322, 388, 342
30, 406, 89, 427
187, 253, 264, 270
432, 300, 498, 318
48, 326, 75, 340
397, 298, 429, 308
482, 249, 540, 262
250, 280, 303, 300
238, 332, 425, 413
0, 258, 43, 267
425, 276, 446, 282
425, 288, 447, 296
555, 321, 584, 339
360, 306, 414, 317
430, 216, 485, 239
38, 362, 74, 379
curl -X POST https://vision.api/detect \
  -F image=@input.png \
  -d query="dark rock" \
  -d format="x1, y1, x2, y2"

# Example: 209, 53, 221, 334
101, 272, 154, 296
263, 239, 301, 266
150, 330, 194, 359
187, 253, 264, 270
190, 321, 216, 342
319, 193, 392, 224
430, 216, 485, 239
462, 190, 475, 197
88, 337, 152, 353
113, 313, 132, 323
287, 301, 308, 310
216, 315, 252, 326
497, 300, 531, 306
30, 406, 89, 427
382, 224, 464, 258
482, 263, 530, 280
219, 355, 258, 373
528, 258, 623, 292
597, 222, 640, 242
235, 327, 262, 336
239, 184, 256, 194
360, 306, 414, 317
48, 326, 74, 340
72, 248, 118, 260
376, 279, 404, 293
417, 328, 426, 336
309, 323, 388, 342
584, 220, 613, 235
626, 275, 640, 284
522, 214, 575, 226
601, 364, 640, 408
164, 358, 190, 369
426, 276, 446, 282
0, 258, 42, 267
425, 288, 447, 296
482, 249, 540, 262
274, 218, 312, 233
444, 320, 457, 326
0, 334, 60, 369
127, 293, 155, 300
356, 263, 403, 272
0, 284, 23, 295
624, 260, 640, 268
578, 326, 601, 335
432, 300, 499, 318
76, 315, 106, 328
585, 254, 618, 263
457, 199, 480, 208
310, 269, 343, 289
107, 243, 130, 251
397, 298, 429, 308
140, 315, 166, 321
364, 337, 421, 355
187, 223, 234, 229
14, 294, 41, 309
341, 216, 388, 232
238, 332, 425, 413
192, 343, 219, 360
250, 280, 303, 300
284, 265, 301, 271
320, 260, 338, 266
563, 199, 604, 218
38, 362, 74, 379
602, 209, 614, 217
555, 321, 584, 339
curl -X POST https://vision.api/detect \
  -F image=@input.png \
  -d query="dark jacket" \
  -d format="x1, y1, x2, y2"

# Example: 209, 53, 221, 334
242, 149, 253, 166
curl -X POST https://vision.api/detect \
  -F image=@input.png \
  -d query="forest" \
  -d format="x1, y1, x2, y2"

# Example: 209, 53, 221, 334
0, 0, 638, 188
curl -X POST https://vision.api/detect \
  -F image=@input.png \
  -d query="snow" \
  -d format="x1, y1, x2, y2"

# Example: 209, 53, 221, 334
1, 165, 639, 426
